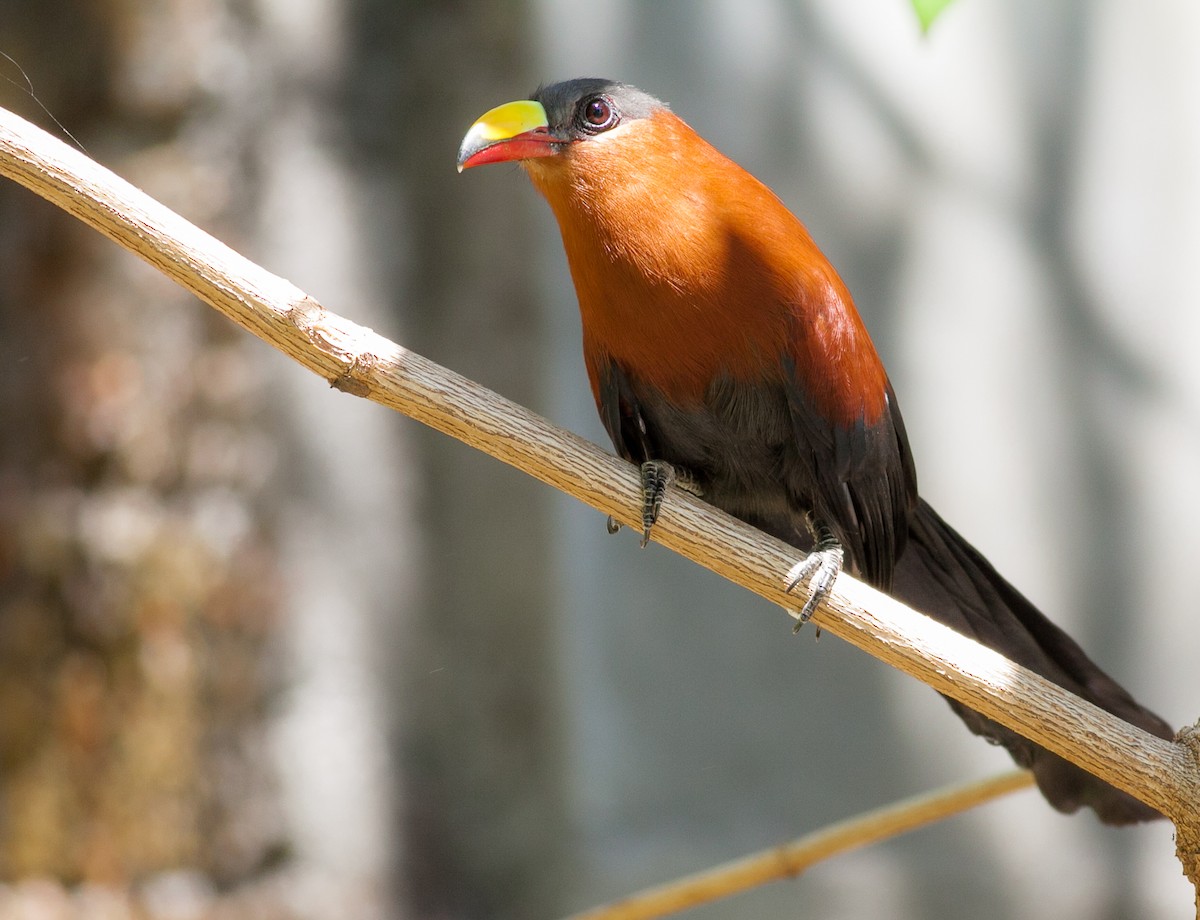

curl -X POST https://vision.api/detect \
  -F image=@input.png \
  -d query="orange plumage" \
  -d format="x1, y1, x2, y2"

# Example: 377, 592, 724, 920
525, 106, 889, 426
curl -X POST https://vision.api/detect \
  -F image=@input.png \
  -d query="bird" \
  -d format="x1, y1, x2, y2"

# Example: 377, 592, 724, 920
456, 77, 1174, 824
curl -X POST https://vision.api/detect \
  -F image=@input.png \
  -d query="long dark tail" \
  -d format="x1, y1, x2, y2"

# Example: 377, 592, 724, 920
889, 499, 1173, 825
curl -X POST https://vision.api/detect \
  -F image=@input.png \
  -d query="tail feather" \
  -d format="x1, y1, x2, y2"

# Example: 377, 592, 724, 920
890, 500, 1173, 824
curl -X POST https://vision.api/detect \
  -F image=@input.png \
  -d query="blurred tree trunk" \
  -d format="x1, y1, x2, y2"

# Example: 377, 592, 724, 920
343, 2, 572, 917
0, 0, 288, 913
1, 0, 566, 916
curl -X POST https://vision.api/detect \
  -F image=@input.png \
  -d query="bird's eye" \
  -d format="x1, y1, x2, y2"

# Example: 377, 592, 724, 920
581, 96, 618, 132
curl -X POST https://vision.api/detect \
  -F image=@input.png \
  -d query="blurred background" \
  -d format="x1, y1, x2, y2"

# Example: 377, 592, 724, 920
0, 0, 1196, 917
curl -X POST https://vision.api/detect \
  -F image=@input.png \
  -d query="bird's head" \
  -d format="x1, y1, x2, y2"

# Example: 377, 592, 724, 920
457, 77, 724, 312
456, 77, 732, 287
456, 78, 667, 175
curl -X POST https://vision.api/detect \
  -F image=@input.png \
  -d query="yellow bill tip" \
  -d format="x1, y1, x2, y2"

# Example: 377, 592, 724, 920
457, 99, 556, 171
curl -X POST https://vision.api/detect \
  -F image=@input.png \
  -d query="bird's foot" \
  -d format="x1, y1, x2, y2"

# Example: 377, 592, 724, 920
638, 460, 676, 546
606, 460, 702, 546
785, 515, 843, 632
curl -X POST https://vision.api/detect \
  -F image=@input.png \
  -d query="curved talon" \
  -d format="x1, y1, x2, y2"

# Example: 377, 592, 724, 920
787, 546, 843, 631
639, 460, 677, 547
606, 515, 623, 535
786, 515, 844, 632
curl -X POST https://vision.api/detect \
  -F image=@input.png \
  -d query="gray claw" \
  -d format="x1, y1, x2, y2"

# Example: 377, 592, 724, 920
786, 515, 844, 631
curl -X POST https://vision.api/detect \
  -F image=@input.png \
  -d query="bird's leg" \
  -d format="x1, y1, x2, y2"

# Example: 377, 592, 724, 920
785, 513, 844, 631
606, 460, 703, 546
639, 459, 675, 547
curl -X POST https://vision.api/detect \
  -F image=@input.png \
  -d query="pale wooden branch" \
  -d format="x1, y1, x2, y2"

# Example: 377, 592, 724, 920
564, 769, 1036, 920
0, 105, 1197, 901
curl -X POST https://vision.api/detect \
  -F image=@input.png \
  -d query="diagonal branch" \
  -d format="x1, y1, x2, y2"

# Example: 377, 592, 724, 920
565, 769, 1035, 919
0, 105, 1196, 894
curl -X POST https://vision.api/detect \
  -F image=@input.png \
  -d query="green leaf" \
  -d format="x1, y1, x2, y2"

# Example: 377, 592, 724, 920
911, 0, 959, 34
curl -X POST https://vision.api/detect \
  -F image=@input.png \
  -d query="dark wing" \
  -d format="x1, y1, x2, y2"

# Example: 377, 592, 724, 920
593, 345, 916, 591
783, 368, 918, 590
594, 357, 655, 465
